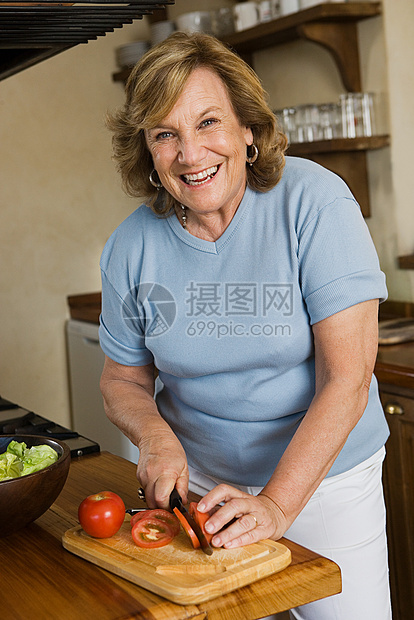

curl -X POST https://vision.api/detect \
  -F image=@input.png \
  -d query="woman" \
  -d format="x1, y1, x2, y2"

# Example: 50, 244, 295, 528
99, 32, 391, 619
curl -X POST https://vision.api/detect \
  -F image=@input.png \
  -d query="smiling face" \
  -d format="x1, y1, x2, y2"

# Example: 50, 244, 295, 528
145, 67, 253, 224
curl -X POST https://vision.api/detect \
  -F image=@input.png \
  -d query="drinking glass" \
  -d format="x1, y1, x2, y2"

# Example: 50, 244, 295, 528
318, 103, 341, 140
275, 107, 298, 144
296, 104, 321, 142
340, 92, 376, 138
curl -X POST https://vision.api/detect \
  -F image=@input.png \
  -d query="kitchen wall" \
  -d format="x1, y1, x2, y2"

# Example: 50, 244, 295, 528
0, 20, 149, 424
0, 0, 412, 427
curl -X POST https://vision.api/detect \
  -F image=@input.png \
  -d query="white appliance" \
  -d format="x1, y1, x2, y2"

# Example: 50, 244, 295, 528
66, 319, 139, 463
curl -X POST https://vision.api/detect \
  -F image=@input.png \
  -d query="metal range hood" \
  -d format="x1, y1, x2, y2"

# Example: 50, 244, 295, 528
0, 0, 173, 81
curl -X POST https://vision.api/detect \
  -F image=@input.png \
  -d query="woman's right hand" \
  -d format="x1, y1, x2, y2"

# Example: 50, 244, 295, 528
137, 429, 189, 510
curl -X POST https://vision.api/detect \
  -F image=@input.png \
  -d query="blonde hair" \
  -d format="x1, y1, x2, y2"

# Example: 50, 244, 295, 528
107, 32, 288, 215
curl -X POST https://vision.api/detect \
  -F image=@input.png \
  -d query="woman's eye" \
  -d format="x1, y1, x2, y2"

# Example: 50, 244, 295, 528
156, 131, 173, 141
200, 118, 217, 129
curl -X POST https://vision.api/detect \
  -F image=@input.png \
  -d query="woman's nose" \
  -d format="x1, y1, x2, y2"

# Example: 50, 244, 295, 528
177, 135, 206, 166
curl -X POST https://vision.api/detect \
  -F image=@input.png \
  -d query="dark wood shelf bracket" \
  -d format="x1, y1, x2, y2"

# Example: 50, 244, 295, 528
297, 21, 361, 92
303, 150, 370, 217
287, 135, 390, 218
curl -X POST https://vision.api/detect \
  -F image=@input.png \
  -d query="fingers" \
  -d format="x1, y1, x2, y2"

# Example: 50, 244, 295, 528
201, 492, 260, 548
210, 512, 261, 549
138, 472, 189, 510
174, 472, 189, 506
143, 475, 175, 509
197, 483, 240, 514
197, 484, 284, 549
137, 463, 189, 510
136, 434, 189, 510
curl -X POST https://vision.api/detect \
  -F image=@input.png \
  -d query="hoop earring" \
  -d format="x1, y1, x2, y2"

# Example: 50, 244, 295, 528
149, 169, 163, 189
246, 143, 259, 165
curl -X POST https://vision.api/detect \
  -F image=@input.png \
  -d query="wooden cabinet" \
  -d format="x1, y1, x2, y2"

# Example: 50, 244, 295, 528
376, 333, 414, 620
379, 385, 414, 620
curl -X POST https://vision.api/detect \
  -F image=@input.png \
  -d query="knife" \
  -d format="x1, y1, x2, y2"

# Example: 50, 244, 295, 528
169, 488, 213, 556
125, 488, 150, 516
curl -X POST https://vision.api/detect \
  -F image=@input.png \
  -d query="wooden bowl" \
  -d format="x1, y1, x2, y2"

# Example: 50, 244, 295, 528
0, 435, 71, 537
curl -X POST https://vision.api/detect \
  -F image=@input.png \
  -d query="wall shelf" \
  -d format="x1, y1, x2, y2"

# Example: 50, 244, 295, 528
112, 2, 381, 90
287, 135, 389, 155
220, 2, 382, 92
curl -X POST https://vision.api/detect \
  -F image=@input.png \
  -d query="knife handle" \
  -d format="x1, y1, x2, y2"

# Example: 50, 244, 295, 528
169, 488, 182, 511
137, 487, 146, 502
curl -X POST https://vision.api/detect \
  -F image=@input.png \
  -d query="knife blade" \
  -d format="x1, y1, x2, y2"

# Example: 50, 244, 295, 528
125, 488, 150, 516
169, 488, 213, 556
125, 508, 150, 516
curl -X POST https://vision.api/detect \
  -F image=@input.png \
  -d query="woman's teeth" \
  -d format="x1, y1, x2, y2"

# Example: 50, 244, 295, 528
183, 166, 218, 186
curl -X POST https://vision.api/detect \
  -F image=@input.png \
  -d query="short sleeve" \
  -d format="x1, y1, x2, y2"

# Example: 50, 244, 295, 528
99, 270, 154, 367
298, 197, 387, 324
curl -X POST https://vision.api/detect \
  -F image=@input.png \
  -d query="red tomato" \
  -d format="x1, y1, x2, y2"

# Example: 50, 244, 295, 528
173, 507, 200, 549
131, 516, 174, 548
78, 491, 125, 538
189, 502, 213, 544
130, 511, 151, 527
130, 509, 181, 537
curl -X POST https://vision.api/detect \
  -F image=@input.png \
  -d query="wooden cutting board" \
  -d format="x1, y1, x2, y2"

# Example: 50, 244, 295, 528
62, 519, 291, 605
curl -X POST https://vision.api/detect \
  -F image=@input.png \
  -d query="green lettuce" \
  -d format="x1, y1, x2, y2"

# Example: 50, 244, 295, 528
0, 451, 24, 481
0, 441, 59, 482
7, 439, 25, 459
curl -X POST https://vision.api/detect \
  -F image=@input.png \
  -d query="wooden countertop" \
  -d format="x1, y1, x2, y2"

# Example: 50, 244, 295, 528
375, 342, 414, 389
0, 452, 341, 620
375, 300, 414, 388
67, 291, 101, 325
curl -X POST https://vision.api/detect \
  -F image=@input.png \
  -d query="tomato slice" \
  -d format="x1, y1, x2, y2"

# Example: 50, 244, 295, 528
131, 516, 174, 548
172, 507, 200, 549
189, 502, 213, 544
130, 509, 180, 537
130, 511, 150, 528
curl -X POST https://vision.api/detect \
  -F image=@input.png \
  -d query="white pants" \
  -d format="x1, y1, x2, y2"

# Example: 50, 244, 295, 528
188, 447, 392, 620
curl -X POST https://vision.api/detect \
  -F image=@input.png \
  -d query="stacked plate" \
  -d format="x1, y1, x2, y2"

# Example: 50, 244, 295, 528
115, 40, 150, 69
150, 20, 176, 46
176, 11, 212, 34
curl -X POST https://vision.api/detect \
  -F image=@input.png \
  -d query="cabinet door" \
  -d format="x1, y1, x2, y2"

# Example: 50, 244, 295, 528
380, 388, 414, 620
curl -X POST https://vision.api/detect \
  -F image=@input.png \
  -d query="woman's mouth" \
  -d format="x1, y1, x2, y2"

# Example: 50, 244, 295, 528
181, 165, 219, 186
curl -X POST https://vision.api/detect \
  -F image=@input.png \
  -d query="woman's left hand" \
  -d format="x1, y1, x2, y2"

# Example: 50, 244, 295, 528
196, 484, 288, 549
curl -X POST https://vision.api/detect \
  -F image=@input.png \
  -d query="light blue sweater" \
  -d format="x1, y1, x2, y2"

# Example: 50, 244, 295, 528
99, 157, 388, 486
